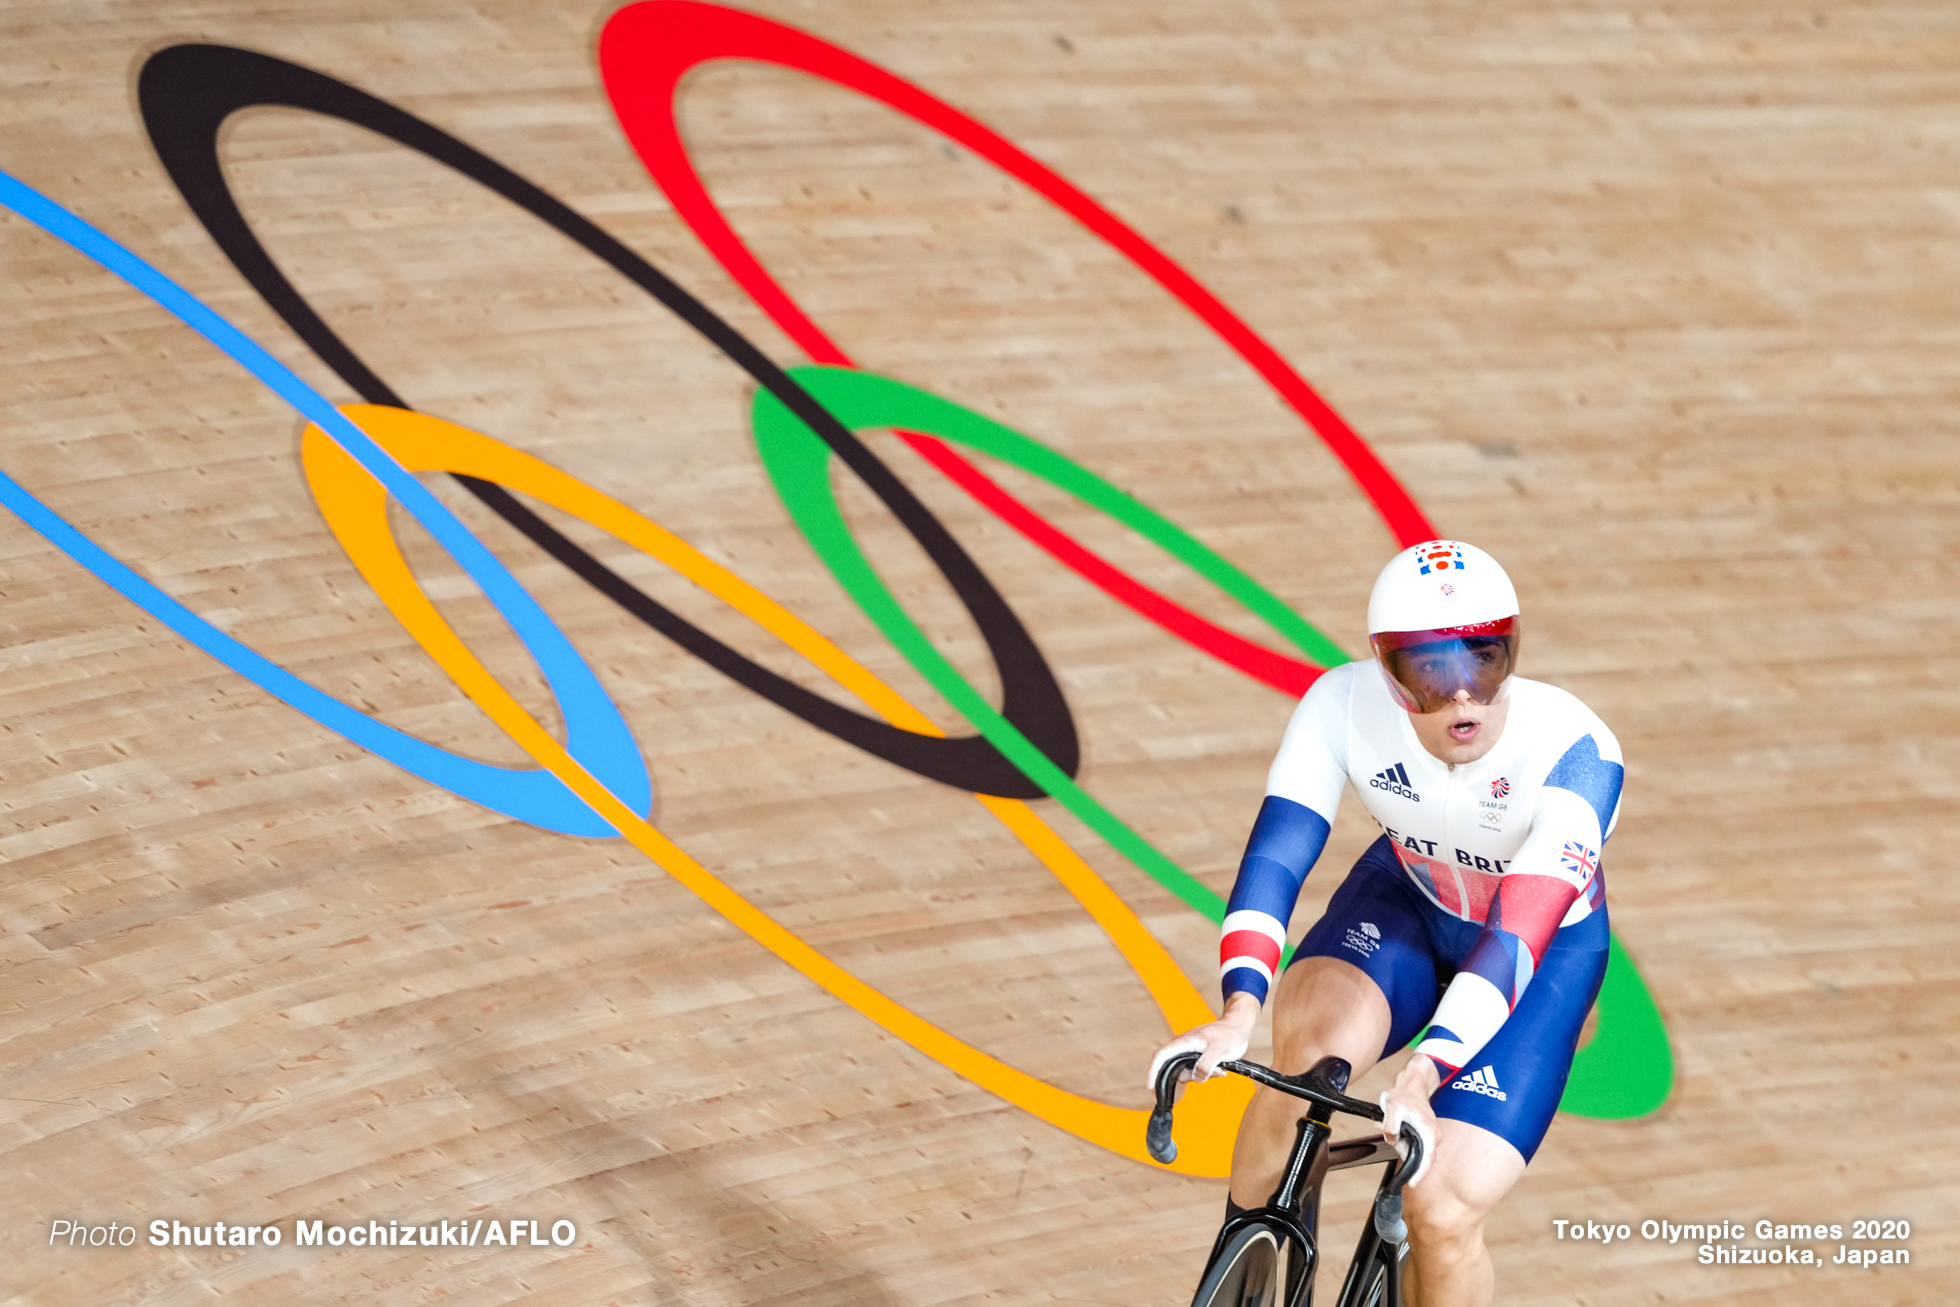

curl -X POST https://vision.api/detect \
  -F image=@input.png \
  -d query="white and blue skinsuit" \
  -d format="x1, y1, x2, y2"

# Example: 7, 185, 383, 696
1217, 659, 1624, 1157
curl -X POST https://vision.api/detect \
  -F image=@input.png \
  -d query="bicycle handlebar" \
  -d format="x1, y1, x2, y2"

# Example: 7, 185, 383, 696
1145, 1050, 1425, 1219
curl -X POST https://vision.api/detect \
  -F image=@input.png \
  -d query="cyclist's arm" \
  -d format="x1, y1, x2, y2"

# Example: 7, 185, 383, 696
1414, 732, 1623, 1081
1218, 670, 1353, 1006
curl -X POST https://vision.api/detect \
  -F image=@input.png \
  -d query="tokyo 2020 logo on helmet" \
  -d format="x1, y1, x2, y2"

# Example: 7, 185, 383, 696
1367, 540, 1521, 714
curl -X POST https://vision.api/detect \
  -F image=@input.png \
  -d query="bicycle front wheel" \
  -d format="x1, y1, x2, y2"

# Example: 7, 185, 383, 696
1191, 1223, 1283, 1307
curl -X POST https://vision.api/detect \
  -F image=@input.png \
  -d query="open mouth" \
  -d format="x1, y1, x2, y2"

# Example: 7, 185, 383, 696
1448, 719, 1481, 742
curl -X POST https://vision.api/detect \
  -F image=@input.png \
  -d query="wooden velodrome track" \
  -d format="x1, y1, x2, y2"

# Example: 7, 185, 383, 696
1, 0, 1955, 1302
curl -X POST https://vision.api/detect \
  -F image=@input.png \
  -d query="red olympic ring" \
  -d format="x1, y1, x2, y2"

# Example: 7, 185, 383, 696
599, 0, 1438, 697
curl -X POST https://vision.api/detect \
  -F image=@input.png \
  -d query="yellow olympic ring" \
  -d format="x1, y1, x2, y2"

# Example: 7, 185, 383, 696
301, 403, 1255, 1174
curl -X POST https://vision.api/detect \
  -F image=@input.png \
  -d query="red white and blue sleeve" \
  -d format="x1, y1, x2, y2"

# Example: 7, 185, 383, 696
1414, 732, 1624, 1082
1219, 669, 1352, 1005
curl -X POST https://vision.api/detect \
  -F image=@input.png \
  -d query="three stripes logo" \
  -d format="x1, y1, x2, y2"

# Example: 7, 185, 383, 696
1369, 761, 1420, 802
1453, 1065, 1508, 1102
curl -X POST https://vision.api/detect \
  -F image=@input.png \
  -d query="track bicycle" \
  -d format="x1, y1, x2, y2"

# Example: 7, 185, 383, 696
1148, 1052, 1424, 1307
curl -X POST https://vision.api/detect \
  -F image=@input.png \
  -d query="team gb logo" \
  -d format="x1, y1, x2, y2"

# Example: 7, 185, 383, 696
1417, 542, 1466, 575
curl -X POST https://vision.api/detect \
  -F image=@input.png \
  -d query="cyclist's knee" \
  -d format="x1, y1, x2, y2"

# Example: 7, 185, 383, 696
1404, 1180, 1486, 1254
1402, 1121, 1522, 1250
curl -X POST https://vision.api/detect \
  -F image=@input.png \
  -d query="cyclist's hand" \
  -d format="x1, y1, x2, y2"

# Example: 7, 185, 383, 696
1146, 993, 1260, 1092
1378, 1055, 1441, 1187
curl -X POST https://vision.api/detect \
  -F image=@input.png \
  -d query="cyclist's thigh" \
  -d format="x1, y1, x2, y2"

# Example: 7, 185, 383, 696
1430, 911, 1610, 1161
1292, 837, 1451, 1061
1264, 955, 1392, 1077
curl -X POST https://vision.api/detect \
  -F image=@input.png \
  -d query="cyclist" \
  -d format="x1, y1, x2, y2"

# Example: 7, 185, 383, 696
1149, 540, 1621, 1307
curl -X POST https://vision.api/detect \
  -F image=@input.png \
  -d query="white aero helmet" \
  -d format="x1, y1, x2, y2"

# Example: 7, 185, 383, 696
1366, 540, 1520, 713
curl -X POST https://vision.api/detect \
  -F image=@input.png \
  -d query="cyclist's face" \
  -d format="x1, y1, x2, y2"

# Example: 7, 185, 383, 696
1381, 636, 1515, 714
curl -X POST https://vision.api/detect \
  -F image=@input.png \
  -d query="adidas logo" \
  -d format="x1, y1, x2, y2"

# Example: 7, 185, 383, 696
1368, 762, 1420, 802
1453, 1065, 1508, 1102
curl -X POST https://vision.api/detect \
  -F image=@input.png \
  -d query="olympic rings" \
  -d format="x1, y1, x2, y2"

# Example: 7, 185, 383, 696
31, 20, 1666, 1128
0, 171, 649, 838
137, 41, 1079, 801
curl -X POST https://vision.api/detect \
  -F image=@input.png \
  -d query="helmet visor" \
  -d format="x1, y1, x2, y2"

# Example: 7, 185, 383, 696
1372, 618, 1518, 713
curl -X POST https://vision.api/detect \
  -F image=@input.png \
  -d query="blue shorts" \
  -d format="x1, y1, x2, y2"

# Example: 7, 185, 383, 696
1295, 836, 1608, 1161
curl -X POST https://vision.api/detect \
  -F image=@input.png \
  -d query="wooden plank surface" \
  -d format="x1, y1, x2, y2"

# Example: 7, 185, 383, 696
0, 0, 1954, 1302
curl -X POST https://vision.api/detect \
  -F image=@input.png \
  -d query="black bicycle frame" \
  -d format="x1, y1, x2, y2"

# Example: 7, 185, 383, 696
1149, 1052, 1420, 1307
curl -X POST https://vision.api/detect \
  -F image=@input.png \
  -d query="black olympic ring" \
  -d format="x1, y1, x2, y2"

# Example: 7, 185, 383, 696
136, 42, 1079, 800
